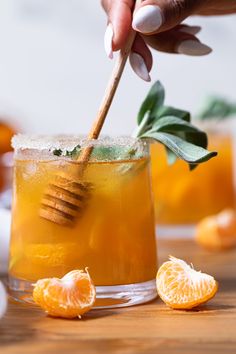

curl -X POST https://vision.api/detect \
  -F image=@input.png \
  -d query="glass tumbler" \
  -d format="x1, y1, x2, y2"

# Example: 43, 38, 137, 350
151, 127, 234, 237
9, 135, 158, 308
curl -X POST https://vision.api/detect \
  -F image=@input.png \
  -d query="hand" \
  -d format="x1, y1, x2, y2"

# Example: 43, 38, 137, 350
101, 0, 236, 81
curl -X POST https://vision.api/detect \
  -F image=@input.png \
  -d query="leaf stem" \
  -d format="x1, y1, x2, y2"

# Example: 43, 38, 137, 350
132, 113, 150, 138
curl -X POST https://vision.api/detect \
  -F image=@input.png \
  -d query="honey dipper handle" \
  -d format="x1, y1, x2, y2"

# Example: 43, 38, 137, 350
77, 1, 141, 163
88, 30, 137, 141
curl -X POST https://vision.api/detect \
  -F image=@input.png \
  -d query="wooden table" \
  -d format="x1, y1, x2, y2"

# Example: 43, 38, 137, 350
1, 239, 236, 354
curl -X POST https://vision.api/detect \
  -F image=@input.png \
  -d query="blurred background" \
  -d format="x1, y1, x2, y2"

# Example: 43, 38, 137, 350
1, 1, 236, 272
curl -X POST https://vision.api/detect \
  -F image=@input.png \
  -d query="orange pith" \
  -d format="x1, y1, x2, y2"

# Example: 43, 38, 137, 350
156, 256, 218, 309
33, 269, 96, 318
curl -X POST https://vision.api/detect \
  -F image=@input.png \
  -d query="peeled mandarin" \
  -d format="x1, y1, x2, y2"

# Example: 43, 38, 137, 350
33, 269, 96, 318
195, 209, 236, 251
25, 243, 78, 267
156, 256, 218, 309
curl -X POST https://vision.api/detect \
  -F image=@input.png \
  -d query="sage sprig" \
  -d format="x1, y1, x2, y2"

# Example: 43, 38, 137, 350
133, 81, 217, 169
50, 81, 217, 169
198, 96, 236, 120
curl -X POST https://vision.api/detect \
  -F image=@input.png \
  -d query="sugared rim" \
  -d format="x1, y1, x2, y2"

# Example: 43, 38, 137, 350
12, 134, 146, 151
12, 134, 148, 161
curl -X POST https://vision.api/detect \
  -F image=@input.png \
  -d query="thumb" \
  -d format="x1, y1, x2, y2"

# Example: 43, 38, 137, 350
132, 0, 203, 34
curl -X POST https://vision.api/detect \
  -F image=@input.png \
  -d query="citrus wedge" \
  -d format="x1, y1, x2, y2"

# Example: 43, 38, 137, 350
156, 256, 218, 309
33, 269, 96, 318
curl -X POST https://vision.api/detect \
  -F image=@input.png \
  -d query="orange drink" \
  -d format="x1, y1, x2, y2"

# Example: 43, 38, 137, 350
9, 135, 158, 307
151, 131, 234, 225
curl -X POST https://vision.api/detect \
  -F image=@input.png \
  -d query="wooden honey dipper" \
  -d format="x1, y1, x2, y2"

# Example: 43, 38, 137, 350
39, 1, 141, 226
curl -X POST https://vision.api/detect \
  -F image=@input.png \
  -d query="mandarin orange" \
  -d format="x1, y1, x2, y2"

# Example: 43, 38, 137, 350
195, 209, 236, 251
0, 121, 15, 154
33, 269, 96, 318
156, 256, 218, 309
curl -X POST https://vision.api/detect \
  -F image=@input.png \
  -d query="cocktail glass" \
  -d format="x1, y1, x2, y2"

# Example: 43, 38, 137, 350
151, 126, 234, 235
9, 135, 158, 308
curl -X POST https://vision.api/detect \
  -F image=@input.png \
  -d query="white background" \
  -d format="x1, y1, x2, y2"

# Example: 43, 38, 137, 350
0, 0, 235, 135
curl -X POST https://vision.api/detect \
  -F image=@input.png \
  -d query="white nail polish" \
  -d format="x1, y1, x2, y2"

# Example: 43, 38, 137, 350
129, 52, 151, 82
104, 23, 113, 59
132, 5, 163, 34
177, 40, 212, 56
179, 26, 201, 35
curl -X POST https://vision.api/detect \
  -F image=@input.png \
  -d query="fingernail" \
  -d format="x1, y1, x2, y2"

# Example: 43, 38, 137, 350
132, 5, 163, 34
177, 40, 212, 56
179, 26, 201, 35
104, 23, 113, 59
129, 52, 151, 82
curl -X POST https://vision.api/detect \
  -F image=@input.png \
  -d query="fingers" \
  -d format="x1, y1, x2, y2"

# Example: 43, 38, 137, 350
143, 25, 212, 56
132, 0, 204, 34
102, 0, 153, 82
102, 0, 134, 53
104, 24, 212, 83
178, 24, 201, 36
196, 0, 236, 15
101, 0, 212, 83
129, 35, 153, 82
129, 24, 211, 82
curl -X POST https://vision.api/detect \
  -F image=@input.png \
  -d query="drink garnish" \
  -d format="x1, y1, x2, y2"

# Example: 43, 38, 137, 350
133, 81, 217, 169
156, 256, 218, 309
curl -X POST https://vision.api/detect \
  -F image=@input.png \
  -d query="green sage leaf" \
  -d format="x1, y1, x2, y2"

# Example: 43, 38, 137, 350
137, 81, 165, 125
151, 116, 200, 132
184, 131, 208, 149
150, 116, 208, 150
198, 96, 236, 120
53, 149, 63, 157
141, 131, 217, 164
52, 144, 81, 159
66, 144, 81, 159
157, 106, 190, 122
134, 80, 217, 167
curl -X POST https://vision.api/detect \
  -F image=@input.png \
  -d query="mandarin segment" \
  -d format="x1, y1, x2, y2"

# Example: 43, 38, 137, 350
33, 269, 96, 318
156, 256, 218, 309
25, 243, 79, 267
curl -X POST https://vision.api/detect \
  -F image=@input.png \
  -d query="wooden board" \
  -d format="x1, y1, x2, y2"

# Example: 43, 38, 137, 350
1, 239, 236, 354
